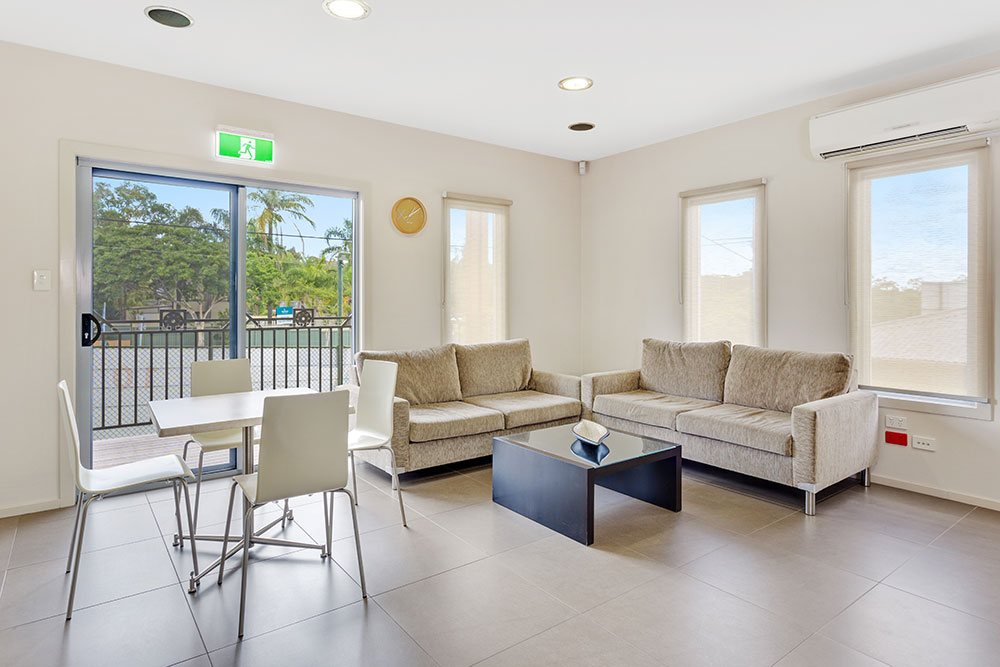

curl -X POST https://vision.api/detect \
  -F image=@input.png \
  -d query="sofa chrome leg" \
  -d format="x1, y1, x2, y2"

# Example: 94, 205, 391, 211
804, 491, 816, 516
860, 468, 871, 488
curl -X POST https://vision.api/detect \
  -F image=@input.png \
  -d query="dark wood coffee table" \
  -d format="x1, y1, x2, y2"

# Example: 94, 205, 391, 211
492, 424, 681, 545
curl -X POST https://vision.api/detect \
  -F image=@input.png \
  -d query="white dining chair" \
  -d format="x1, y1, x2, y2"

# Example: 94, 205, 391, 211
218, 390, 367, 639
182, 358, 275, 538
57, 380, 199, 620
349, 360, 406, 526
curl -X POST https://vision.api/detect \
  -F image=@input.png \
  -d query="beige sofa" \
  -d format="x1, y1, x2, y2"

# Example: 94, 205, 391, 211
352, 339, 582, 474
582, 339, 878, 514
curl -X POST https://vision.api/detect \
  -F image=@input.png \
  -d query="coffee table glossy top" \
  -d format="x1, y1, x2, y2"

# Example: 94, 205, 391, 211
496, 424, 678, 469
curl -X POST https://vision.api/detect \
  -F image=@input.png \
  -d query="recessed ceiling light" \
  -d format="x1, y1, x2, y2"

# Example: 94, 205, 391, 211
144, 6, 193, 28
559, 77, 593, 91
323, 0, 371, 20
569, 122, 595, 132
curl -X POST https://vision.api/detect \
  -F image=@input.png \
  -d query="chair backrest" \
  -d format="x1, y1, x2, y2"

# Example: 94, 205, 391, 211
355, 360, 398, 439
255, 390, 349, 504
190, 358, 252, 397
56, 380, 85, 491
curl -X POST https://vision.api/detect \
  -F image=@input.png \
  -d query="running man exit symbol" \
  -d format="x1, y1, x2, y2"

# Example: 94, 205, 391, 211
216, 127, 274, 163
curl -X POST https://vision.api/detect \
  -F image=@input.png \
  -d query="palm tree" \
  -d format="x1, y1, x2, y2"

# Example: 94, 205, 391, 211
248, 189, 316, 253
323, 218, 353, 258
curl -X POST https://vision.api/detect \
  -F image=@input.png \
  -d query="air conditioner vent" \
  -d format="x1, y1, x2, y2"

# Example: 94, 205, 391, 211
819, 125, 969, 160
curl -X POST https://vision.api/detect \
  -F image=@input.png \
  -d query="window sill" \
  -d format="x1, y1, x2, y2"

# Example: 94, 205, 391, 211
866, 389, 993, 421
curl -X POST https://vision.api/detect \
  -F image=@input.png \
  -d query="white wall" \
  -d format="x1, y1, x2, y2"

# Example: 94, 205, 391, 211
0, 42, 581, 516
581, 53, 1000, 509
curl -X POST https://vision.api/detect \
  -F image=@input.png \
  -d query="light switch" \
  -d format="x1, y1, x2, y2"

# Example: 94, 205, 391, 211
33, 269, 52, 291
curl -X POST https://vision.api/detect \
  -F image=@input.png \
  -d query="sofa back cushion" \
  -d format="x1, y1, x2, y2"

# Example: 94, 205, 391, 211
356, 344, 462, 406
455, 339, 533, 398
723, 345, 853, 413
639, 339, 731, 402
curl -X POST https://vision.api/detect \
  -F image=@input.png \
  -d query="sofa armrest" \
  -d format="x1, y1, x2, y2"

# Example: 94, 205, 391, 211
391, 396, 411, 468
529, 370, 581, 400
580, 370, 640, 418
792, 391, 878, 491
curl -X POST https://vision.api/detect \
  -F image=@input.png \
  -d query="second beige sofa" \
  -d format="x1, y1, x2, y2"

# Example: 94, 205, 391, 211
582, 339, 879, 514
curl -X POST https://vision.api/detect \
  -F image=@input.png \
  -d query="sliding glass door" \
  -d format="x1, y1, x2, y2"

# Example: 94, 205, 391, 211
76, 166, 357, 473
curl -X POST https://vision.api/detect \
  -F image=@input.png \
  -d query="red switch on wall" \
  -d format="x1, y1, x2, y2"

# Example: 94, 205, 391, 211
885, 430, 908, 446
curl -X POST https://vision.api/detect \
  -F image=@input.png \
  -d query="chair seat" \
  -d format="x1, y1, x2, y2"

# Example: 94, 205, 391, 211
348, 428, 390, 451
79, 454, 193, 496
193, 426, 261, 452
235, 473, 258, 505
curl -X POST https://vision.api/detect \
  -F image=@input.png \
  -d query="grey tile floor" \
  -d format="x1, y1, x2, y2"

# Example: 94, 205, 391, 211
1, 462, 998, 666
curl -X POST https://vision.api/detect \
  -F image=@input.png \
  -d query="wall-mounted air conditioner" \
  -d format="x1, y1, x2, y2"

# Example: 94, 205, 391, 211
809, 68, 1000, 160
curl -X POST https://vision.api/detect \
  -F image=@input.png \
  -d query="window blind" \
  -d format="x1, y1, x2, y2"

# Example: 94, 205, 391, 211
681, 181, 766, 346
848, 143, 990, 399
443, 197, 508, 344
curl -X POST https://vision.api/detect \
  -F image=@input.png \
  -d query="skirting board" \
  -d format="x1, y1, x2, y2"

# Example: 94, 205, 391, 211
0, 497, 70, 520
872, 474, 1000, 512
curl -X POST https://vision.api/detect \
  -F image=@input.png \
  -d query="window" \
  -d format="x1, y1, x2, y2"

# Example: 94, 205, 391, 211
848, 142, 989, 400
681, 180, 766, 346
443, 194, 509, 344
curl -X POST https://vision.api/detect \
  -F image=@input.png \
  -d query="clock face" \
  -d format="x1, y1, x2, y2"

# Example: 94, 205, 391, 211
392, 197, 427, 234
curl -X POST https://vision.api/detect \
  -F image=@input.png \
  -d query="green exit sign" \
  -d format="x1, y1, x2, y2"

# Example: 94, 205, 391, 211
216, 127, 274, 163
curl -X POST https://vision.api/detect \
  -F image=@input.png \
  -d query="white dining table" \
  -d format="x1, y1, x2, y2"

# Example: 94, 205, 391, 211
148, 386, 353, 591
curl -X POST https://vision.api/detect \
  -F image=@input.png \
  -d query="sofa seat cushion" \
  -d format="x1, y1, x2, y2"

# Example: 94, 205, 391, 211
676, 404, 793, 456
357, 344, 463, 406
455, 339, 533, 398
408, 401, 505, 443
463, 390, 581, 429
593, 390, 719, 430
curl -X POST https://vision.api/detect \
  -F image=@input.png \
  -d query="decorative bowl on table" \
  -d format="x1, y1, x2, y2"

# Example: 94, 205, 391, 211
571, 420, 611, 465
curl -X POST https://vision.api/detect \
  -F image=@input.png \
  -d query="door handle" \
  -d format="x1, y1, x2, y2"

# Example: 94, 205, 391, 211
81, 313, 102, 347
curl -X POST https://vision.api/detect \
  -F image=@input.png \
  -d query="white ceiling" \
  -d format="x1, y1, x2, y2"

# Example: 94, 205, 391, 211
4, 1, 1000, 160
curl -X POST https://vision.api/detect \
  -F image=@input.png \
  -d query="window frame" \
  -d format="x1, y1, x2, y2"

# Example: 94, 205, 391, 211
442, 193, 511, 344
847, 140, 992, 409
680, 178, 767, 347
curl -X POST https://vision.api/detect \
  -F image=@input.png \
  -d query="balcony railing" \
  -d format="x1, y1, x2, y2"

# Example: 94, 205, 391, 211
91, 313, 352, 437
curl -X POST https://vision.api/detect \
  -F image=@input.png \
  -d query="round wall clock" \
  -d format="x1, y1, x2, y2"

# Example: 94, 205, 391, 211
391, 197, 427, 234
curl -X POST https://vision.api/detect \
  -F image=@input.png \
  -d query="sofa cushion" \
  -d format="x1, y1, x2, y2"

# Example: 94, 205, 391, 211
640, 339, 731, 402
357, 345, 462, 406
593, 390, 719, 430
408, 401, 505, 443
464, 390, 581, 429
723, 345, 853, 413
454, 339, 533, 398
676, 404, 793, 456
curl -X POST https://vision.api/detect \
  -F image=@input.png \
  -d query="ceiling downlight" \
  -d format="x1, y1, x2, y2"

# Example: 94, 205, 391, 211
144, 6, 193, 28
568, 122, 595, 132
323, 0, 371, 20
558, 77, 593, 91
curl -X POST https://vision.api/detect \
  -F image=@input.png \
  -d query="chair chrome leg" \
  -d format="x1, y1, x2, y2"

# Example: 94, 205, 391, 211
172, 480, 184, 549
66, 495, 97, 620
804, 491, 817, 516
219, 481, 238, 586
350, 451, 358, 505
384, 446, 406, 527
321, 492, 332, 558
183, 439, 194, 462
282, 499, 291, 528
338, 488, 367, 598
65, 493, 84, 574
180, 480, 200, 586
238, 506, 253, 639
192, 451, 206, 535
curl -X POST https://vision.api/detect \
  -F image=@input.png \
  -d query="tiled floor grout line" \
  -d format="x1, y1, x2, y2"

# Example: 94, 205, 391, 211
369, 597, 444, 667
878, 579, 1000, 628
869, 505, 978, 587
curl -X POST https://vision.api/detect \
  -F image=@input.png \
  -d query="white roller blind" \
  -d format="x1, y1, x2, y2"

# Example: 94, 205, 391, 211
681, 182, 766, 346
443, 197, 508, 344
848, 144, 990, 399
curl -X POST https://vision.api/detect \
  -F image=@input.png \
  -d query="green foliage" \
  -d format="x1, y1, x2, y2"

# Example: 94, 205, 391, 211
91, 181, 354, 323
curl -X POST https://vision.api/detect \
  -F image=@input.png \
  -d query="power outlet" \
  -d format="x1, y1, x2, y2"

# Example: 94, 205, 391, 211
913, 436, 936, 452
885, 415, 907, 430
